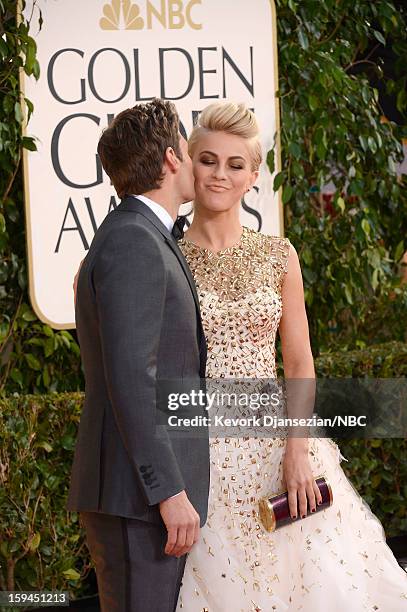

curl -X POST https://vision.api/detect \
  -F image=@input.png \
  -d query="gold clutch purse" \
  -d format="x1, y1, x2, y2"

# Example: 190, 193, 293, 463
259, 475, 333, 532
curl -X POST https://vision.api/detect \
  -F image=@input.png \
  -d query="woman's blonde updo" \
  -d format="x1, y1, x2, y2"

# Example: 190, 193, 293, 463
188, 102, 262, 171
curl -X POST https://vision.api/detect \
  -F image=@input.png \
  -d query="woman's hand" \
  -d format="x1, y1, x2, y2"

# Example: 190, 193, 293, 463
73, 259, 84, 305
282, 439, 322, 519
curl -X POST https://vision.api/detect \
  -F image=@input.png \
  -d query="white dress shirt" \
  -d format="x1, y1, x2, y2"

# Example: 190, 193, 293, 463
132, 194, 174, 232
132, 194, 183, 501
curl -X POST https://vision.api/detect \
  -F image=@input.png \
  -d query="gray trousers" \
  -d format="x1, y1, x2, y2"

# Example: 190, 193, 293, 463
80, 512, 188, 612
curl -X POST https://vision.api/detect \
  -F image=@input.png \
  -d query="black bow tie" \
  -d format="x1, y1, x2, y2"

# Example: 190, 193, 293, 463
171, 215, 187, 241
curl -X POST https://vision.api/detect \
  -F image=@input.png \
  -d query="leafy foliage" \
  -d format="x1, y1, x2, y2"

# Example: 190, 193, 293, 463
0, 393, 91, 599
0, 1, 83, 394
314, 340, 407, 377
273, 0, 407, 354
315, 341, 407, 537
337, 437, 407, 537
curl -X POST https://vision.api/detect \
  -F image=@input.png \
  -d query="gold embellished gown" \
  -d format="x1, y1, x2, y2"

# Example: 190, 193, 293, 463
176, 227, 407, 612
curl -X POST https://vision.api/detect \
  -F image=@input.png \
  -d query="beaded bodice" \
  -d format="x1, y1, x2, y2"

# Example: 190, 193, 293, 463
179, 227, 291, 379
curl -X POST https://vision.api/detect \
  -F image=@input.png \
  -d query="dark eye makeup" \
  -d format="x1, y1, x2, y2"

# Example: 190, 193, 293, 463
199, 156, 245, 170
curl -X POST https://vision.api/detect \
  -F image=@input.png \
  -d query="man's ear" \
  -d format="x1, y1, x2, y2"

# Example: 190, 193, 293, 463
164, 146, 180, 174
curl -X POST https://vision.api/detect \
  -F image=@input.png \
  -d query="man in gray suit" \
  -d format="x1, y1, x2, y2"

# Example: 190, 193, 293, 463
67, 99, 209, 611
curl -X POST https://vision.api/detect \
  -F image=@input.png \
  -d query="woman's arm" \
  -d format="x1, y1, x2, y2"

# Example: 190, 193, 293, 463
278, 243, 322, 518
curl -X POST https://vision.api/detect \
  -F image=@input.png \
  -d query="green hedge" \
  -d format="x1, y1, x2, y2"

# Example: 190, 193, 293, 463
315, 340, 407, 376
0, 341, 406, 599
0, 392, 90, 599
315, 341, 407, 539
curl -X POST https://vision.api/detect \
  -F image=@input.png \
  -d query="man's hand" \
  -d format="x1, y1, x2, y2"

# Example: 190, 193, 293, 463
159, 491, 200, 557
73, 259, 84, 305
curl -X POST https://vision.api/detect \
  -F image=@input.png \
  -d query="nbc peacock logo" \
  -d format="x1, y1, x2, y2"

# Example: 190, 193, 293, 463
100, 0, 144, 30
99, 0, 203, 30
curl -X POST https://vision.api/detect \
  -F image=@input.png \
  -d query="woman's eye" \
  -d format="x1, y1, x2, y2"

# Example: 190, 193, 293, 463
231, 165, 243, 170
200, 158, 215, 165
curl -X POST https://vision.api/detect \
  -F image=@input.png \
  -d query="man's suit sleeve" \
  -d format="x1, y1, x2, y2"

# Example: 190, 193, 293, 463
92, 224, 185, 506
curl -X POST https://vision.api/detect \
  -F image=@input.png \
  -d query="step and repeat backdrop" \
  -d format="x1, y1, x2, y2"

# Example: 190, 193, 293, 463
21, 0, 281, 328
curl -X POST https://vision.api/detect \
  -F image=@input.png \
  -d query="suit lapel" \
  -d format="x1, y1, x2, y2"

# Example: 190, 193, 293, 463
164, 237, 200, 309
165, 237, 207, 374
118, 196, 201, 314
166, 236, 207, 377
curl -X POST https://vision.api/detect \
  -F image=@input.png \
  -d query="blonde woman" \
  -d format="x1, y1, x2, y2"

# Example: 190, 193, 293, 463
175, 102, 407, 611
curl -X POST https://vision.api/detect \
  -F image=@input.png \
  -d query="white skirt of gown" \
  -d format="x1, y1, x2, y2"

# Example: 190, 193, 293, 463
176, 435, 407, 611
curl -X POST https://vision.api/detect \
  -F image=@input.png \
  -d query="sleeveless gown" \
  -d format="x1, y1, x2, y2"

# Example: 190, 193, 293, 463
175, 227, 407, 612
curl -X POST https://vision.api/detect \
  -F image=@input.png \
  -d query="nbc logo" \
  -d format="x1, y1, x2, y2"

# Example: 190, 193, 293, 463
99, 0, 202, 30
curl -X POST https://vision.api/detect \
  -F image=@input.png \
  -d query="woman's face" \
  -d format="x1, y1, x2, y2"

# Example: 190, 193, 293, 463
191, 130, 259, 213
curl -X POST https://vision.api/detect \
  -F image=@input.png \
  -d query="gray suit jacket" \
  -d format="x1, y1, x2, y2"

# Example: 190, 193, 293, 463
67, 196, 209, 526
